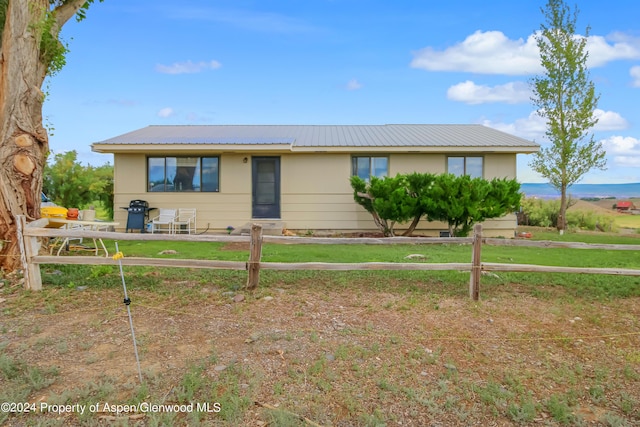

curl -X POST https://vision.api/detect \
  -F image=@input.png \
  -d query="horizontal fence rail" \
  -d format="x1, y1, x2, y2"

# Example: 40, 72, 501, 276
18, 216, 640, 299
482, 263, 640, 276
24, 228, 473, 245
483, 238, 640, 251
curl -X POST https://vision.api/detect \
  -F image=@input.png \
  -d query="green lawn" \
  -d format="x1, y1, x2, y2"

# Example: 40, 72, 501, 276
614, 214, 640, 229
41, 230, 640, 300
517, 228, 640, 244
105, 229, 640, 268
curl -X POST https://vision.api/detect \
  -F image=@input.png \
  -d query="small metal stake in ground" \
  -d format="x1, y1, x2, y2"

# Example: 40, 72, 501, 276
113, 242, 143, 384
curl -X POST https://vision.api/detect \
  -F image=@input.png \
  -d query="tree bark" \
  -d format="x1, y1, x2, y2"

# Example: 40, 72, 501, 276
557, 184, 568, 233
0, 0, 89, 271
401, 215, 421, 237
0, 0, 51, 272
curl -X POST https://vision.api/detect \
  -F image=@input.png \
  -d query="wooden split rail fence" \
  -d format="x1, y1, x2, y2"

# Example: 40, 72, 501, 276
18, 216, 640, 300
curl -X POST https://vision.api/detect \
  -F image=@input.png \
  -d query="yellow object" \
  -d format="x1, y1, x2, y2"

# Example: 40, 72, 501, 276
112, 251, 124, 260
41, 206, 68, 218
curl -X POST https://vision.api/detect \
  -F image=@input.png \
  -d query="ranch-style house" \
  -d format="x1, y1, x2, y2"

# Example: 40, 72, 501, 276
91, 124, 539, 237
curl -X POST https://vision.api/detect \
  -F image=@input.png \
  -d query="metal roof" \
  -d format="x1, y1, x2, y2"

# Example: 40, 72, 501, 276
92, 124, 538, 150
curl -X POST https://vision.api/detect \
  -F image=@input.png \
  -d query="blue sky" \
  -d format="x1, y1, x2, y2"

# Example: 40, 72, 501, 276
44, 0, 640, 183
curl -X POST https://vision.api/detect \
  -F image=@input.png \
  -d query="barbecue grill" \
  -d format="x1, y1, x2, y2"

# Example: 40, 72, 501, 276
123, 200, 152, 232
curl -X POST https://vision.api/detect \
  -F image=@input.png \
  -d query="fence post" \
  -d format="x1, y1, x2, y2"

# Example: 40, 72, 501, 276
246, 223, 263, 290
469, 223, 482, 301
16, 215, 42, 291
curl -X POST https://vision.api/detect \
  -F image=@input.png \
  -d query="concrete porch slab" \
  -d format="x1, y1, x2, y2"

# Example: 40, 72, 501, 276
231, 221, 285, 236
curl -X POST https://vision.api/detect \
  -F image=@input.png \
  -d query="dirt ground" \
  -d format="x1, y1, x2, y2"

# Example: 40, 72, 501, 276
2, 271, 640, 426
1, 198, 640, 425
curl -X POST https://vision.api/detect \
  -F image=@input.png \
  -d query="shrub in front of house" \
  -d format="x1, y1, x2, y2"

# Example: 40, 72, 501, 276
352, 173, 521, 237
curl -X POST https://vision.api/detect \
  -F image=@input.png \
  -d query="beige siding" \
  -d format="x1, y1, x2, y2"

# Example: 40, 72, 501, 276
221, 154, 252, 194
390, 154, 446, 175
484, 154, 517, 179
114, 154, 147, 193
113, 153, 254, 231
112, 152, 518, 235
281, 153, 351, 194
281, 154, 353, 229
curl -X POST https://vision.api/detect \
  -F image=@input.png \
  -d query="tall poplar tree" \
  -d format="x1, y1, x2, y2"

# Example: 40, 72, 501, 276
529, 0, 606, 233
0, 0, 101, 272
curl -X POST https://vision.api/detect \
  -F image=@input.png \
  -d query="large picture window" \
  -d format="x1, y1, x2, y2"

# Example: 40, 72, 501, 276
447, 156, 483, 178
351, 156, 388, 181
148, 156, 219, 192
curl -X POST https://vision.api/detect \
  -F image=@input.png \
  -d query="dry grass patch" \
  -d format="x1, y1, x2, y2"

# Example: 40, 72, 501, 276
1, 277, 640, 426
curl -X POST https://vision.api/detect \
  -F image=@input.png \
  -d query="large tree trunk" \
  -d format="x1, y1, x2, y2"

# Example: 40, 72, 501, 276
0, 0, 50, 272
0, 0, 87, 273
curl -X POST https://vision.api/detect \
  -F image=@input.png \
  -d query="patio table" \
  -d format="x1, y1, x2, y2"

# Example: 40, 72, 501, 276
47, 218, 119, 257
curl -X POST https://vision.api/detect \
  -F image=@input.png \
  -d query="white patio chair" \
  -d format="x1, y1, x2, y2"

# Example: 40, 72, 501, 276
173, 208, 196, 234
151, 208, 177, 234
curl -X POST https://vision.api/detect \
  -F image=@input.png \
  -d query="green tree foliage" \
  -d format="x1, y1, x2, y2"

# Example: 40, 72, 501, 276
484, 178, 523, 220
90, 164, 114, 219
403, 172, 437, 235
420, 174, 521, 237
419, 174, 481, 237
43, 151, 91, 208
43, 151, 113, 217
350, 174, 432, 236
351, 173, 521, 237
529, 0, 606, 233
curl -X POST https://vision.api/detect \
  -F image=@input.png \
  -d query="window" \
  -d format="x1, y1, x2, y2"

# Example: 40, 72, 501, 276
352, 156, 388, 180
447, 156, 483, 178
148, 156, 219, 192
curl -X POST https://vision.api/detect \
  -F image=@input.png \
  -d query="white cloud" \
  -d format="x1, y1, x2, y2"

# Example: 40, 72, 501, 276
593, 109, 628, 131
346, 78, 363, 91
157, 107, 174, 118
481, 111, 547, 140
603, 135, 640, 155
602, 136, 640, 168
411, 30, 640, 75
612, 156, 640, 167
447, 80, 530, 104
587, 34, 640, 67
155, 60, 222, 75
483, 108, 628, 140
411, 31, 539, 75
630, 66, 640, 87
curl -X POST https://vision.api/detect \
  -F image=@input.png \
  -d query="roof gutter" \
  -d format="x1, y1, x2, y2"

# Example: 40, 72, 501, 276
92, 143, 540, 155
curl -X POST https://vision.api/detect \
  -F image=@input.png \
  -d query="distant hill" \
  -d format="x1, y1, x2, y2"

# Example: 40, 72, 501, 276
521, 183, 640, 199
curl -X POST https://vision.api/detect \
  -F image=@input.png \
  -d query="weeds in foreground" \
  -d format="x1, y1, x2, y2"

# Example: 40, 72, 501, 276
170, 357, 255, 424
506, 397, 538, 423
2, 231, 640, 425
0, 354, 59, 425
545, 394, 577, 425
